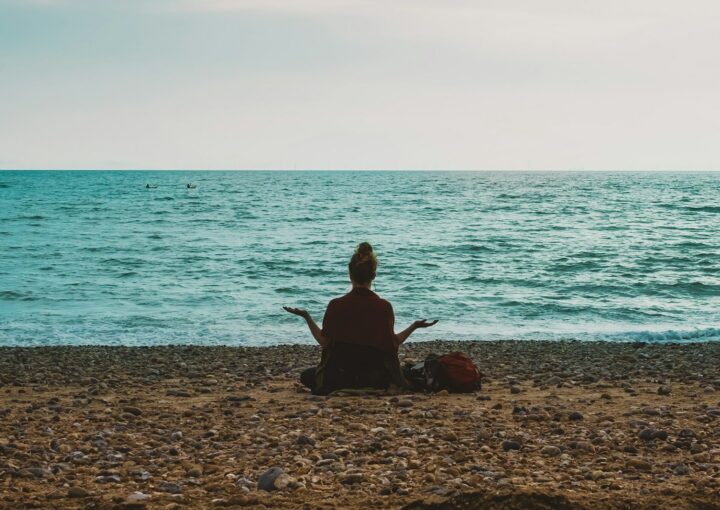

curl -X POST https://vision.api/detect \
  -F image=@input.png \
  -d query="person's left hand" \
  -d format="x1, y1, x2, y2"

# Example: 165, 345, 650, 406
413, 319, 439, 329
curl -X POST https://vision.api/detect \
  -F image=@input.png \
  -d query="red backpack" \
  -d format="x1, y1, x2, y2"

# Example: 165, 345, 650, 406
425, 352, 481, 393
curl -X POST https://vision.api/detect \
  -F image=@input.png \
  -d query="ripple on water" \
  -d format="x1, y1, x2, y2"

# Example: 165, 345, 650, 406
1, 170, 719, 346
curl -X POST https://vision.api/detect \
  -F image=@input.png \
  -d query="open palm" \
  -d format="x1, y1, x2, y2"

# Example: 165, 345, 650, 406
283, 306, 310, 320
414, 319, 439, 328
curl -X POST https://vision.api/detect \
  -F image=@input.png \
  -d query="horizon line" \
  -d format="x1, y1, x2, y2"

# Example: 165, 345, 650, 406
3, 168, 720, 172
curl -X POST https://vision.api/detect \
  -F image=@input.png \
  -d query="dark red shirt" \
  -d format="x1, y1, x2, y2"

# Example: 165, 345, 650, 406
321, 287, 399, 353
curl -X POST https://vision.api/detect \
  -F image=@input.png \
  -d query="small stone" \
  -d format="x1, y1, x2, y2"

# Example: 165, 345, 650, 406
296, 435, 315, 446
68, 487, 90, 498
638, 428, 667, 441
95, 475, 121, 484
126, 492, 151, 503
19, 467, 50, 479
123, 406, 142, 416
568, 411, 584, 421
341, 473, 365, 484
657, 386, 672, 396
567, 440, 595, 453
258, 467, 284, 491
397, 399, 414, 408
272, 473, 295, 490
626, 459, 652, 472
502, 440, 521, 451
673, 464, 689, 476
158, 482, 182, 494
509, 386, 522, 394
690, 444, 705, 454
540, 445, 561, 456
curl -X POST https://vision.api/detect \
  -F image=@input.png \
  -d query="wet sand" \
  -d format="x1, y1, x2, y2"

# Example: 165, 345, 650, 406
1, 340, 719, 509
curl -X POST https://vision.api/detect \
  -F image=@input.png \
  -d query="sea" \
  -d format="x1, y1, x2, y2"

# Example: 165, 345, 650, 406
1, 171, 719, 346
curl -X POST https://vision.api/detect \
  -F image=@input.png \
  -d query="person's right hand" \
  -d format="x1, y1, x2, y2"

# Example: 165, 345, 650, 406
283, 306, 310, 320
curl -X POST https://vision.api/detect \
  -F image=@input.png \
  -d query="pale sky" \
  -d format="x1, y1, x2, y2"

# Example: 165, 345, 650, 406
1, 0, 719, 170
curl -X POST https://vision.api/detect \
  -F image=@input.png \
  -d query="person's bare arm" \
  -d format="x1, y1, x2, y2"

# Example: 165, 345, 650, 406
395, 319, 439, 347
283, 307, 328, 348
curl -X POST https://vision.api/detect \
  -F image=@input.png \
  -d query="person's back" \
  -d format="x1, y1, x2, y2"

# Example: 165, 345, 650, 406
284, 242, 438, 394
322, 287, 396, 353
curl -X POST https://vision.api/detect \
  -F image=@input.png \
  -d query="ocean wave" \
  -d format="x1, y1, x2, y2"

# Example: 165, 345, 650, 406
451, 244, 496, 253
550, 260, 603, 272
602, 327, 720, 343
635, 281, 720, 296
15, 214, 47, 220
0, 290, 35, 301
683, 205, 720, 213
100, 257, 146, 267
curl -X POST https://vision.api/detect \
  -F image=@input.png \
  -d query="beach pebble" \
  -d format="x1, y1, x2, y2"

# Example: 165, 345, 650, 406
546, 376, 563, 386
126, 491, 151, 502
123, 406, 142, 416
296, 434, 315, 446
568, 412, 584, 421
673, 464, 689, 476
68, 487, 90, 498
690, 444, 705, 454
540, 446, 562, 456
638, 428, 668, 441
341, 472, 365, 484
625, 459, 652, 472
95, 475, 121, 483
502, 440, 522, 452
158, 482, 182, 494
258, 467, 284, 491
18, 467, 51, 479
272, 473, 296, 490
657, 386, 672, 396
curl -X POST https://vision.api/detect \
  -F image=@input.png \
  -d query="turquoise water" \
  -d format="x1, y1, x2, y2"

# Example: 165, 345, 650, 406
1, 170, 719, 346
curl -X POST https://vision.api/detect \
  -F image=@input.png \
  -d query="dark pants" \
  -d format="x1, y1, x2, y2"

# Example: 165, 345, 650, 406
300, 364, 413, 392
300, 367, 316, 390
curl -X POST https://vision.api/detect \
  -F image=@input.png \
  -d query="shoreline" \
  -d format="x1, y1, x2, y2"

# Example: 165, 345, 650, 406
1, 340, 719, 509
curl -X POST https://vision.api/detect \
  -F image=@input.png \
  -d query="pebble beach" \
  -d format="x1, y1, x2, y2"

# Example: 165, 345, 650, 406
2, 340, 720, 509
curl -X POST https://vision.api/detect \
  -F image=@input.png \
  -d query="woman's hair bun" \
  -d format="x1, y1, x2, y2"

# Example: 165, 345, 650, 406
356, 242, 373, 256
349, 242, 378, 284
